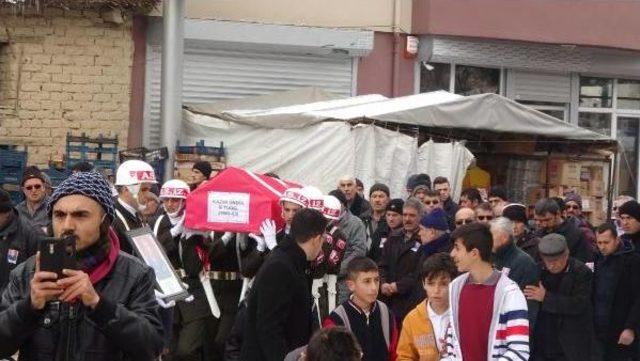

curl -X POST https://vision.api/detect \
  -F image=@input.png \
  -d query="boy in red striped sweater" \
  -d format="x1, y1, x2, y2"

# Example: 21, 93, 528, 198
443, 223, 530, 361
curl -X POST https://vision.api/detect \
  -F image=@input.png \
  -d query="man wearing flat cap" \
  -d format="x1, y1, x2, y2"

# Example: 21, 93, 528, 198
524, 233, 599, 361
0, 171, 164, 360
16, 166, 51, 234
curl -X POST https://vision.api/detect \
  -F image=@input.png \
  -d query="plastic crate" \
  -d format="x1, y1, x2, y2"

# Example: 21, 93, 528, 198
175, 140, 225, 157
66, 133, 118, 173
43, 168, 72, 187
0, 147, 28, 174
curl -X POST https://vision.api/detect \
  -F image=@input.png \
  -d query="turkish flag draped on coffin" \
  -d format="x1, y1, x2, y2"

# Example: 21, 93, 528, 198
185, 166, 299, 233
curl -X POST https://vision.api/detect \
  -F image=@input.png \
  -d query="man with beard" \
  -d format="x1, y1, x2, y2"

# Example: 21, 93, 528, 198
533, 198, 592, 263
0, 171, 164, 360
564, 192, 596, 254
379, 197, 424, 321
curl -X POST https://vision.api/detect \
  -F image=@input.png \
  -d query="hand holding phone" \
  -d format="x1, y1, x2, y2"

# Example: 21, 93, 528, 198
38, 235, 77, 278
30, 252, 63, 310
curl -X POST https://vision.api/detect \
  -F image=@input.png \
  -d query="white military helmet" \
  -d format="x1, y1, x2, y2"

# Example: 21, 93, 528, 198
301, 186, 324, 211
322, 195, 342, 220
160, 179, 190, 200
115, 159, 157, 186
280, 187, 309, 208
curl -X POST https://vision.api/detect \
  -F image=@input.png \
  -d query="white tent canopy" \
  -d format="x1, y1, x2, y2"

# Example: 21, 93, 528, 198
181, 88, 613, 198
199, 89, 612, 143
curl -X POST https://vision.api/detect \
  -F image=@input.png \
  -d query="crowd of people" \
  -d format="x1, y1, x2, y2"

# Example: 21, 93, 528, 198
1, 160, 640, 361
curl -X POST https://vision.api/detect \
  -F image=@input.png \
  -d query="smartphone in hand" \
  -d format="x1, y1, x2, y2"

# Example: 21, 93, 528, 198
38, 235, 77, 278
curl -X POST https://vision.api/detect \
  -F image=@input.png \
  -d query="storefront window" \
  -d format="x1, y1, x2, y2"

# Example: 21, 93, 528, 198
617, 79, 640, 110
455, 65, 500, 96
420, 62, 451, 93
617, 117, 639, 198
519, 100, 567, 121
578, 112, 611, 135
579, 77, 613, 108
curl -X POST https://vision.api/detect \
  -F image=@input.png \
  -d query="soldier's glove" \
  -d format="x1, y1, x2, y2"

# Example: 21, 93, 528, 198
248, 233, 267, 252
260, 219, 278, 250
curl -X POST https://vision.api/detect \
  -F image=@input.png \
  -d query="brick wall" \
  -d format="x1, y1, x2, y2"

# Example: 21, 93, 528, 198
0, 8, 134, 166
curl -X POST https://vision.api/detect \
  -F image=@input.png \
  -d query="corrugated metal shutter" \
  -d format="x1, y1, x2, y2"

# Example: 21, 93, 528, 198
144, 45, 354, 147
505, 70, 571, 103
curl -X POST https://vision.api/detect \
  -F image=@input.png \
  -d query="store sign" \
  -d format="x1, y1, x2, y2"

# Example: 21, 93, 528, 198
207, 192, 250, 224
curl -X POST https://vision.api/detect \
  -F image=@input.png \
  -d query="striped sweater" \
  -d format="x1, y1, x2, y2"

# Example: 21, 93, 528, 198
444, 272, 530, 361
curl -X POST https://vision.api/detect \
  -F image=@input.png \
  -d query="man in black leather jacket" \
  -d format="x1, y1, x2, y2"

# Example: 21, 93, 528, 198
0, 171, 163, 361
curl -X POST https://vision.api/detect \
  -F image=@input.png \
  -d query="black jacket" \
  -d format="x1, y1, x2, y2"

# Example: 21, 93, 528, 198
349, 193, 372, 218
361, 210, 389, 263
516, 230, 540, 261
0, 210, 41, 293
148, 212, 179, 268
241, 239, 313, 361
0, 252, 164, 361
493, 241, 540, 332
442, 198, 459, 231
593, 242, 640, 359
535, 219, 593, 263
533, 258, 599, 361
112, 201, 145, 255
378, 228, 421, 321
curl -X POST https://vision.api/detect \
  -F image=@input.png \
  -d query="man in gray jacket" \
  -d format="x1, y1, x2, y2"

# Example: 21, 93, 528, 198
328, 190, 367, 304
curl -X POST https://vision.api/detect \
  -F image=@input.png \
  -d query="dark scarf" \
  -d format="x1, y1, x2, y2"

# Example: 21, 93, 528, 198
75, 227, 120, 284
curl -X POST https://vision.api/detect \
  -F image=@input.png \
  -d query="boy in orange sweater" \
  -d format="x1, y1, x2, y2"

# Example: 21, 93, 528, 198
397, 253, 457, 360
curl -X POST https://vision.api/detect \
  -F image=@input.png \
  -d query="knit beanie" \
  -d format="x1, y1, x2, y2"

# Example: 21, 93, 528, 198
564, 192, 582, 209
369, 183, 390, 198
47, 171, 115, 221
502, 203, 528, 223
386, 198, 404, 214
406, 173, 431, 191
420, 208, 449, 231
619, 201, 640, 222
192, 161, 213, 179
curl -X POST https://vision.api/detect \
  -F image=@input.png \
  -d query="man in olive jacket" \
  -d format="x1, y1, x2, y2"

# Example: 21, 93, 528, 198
0, 171, 163, 361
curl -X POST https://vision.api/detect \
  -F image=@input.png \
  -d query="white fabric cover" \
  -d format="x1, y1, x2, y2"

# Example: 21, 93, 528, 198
416, 140, 475, 201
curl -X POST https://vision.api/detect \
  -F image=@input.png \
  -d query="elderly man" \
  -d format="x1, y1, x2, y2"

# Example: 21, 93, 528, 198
454, 207, 476, 228
379, 197, 424, 321
525, 233, 599, 361
533, 198, 592, 263
0, 171, 164, 360
0, 190, 40, 294
491, 217, 539, 332
338, 176, 371, 218
16, 166, 50, 233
